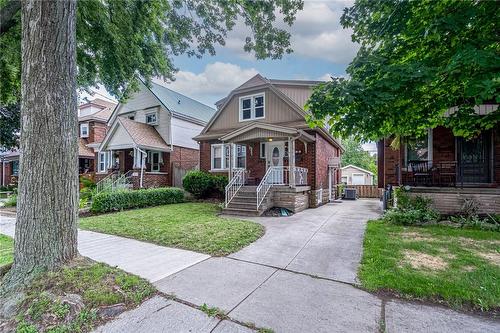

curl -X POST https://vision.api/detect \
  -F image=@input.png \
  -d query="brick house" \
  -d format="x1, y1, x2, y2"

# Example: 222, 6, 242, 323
1, 98, 116, 186
96, 79, 216, 189
78, 98, 117, 177
194, 74, 343, 215
377, 104, 500, 214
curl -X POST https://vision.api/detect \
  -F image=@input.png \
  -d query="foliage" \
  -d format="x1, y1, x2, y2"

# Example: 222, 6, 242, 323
359, 219, 500, 311
448, 198, 500, 232
0, 0, 304, 147
12, 258, 154, 332
3, 193, 16, 207
182, 170, 227, 199
90, 187, 184, 213
340, 137, 377, 176
0, 234, 13, 268
79, 176, 96, 190
382, 188, 439, 225
199, 303, 226, 318
80, 202, 264, 256
307, 0, 500, 140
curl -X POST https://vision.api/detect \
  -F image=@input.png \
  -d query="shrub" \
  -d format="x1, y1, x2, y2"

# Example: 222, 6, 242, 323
182, 171, 228, 199
79, 176, 96, 190
450, 215, 500, 232
91, 187, 184, 213
383, 208, 439, 226
3, 194, 17, 207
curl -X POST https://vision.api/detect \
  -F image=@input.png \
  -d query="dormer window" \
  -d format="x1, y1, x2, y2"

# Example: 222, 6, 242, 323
239, 93, 265, 121
80, 123, 89, 138
146, 111, 158, 125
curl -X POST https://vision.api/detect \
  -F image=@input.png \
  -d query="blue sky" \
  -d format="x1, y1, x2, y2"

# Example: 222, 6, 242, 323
89, 1, 357, 106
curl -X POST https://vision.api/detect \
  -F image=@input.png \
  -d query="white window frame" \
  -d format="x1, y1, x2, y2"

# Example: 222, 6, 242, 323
80, 123, 89, 138
98, 151, 107, 173
260, 142, 266, 159
145, 111, 158, 125
234, 144, 246, 169
149, 151, 161, 172
239, 93, 265, 122
211, 144, 226, 171
404, 128, 433, 168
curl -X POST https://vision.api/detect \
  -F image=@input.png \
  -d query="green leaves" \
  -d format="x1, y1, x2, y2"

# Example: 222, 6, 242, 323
308, 0, 499, 140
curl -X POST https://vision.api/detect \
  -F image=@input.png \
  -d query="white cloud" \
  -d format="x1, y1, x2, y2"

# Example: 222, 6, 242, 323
155, 62, 258, 106
219, 1, 359, 64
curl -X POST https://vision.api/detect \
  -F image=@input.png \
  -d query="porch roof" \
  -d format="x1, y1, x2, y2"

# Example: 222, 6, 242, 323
100, 117, 171, 152
219, 122, 316, 143
78, 139, 95, 158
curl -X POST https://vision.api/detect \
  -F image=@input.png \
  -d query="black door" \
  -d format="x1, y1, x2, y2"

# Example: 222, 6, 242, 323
457, 131, 492, 184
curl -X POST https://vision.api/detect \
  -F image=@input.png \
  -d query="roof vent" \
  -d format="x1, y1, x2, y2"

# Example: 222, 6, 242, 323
178, 99, 181, 104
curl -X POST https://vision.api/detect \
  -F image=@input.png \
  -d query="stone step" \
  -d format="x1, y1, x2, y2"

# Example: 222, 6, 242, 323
227, 201, 258, 209
222, 207, 262, 217
230, 197, 258, 205
238, 186, 258, 192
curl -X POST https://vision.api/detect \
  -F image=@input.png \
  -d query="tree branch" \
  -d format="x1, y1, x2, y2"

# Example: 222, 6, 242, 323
0, 0, 21, 35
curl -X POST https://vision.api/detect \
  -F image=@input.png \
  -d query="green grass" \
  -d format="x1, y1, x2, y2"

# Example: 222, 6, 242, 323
79, 203, 264, 256
13, 257, 155, 332
359, 220, 500, 311
0, 234, 14, 267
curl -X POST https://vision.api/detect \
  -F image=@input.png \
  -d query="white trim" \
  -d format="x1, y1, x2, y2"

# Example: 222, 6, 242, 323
80, 123, 89, 138
150, 151, 161, 172
238, 93, 265, 122
210, 143, 226, 171
145, 110, 158, 125
340, 164, 374, 175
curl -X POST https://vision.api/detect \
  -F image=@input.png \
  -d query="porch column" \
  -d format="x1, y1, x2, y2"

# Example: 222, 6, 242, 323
289, 138, 296, 188
227, 142, 233, 181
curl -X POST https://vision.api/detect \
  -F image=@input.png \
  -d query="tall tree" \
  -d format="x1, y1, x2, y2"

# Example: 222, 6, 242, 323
0, 0, 304, 292
307, 0, 499, 141
341, 137, 377, 176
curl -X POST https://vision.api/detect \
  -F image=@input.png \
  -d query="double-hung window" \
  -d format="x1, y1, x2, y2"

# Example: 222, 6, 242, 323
239, 93, 265, 121
98, 151, 108, 172
404, 129, 433, 168
211, 144, 246, 170
12, 161, 19, 176
145, 111, 158, 125
149, 151, 161, 172
80, 123, 89, 138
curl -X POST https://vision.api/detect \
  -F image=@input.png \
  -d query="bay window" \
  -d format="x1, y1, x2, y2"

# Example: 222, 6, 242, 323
239, 93, 265, 121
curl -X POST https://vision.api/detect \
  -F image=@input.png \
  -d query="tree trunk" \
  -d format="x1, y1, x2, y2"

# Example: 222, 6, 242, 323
2, 0, 78, 288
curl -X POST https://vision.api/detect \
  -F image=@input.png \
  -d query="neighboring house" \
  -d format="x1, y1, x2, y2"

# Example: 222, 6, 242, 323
194, 74, 343, 216
378, 105, 500, 214
78, 98, 117, 175
0, 150, 20, 187
97, 79, 216, 188
341, 165, 374, 185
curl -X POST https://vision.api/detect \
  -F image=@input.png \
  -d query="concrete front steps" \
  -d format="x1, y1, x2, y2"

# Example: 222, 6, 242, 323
222, 186, 269, 216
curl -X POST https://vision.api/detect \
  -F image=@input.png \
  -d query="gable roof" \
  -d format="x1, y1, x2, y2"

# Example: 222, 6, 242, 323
148, 81, 216, 123
78, 107, 113, 123
341, 164, 374, 175
100, 117, 170, 152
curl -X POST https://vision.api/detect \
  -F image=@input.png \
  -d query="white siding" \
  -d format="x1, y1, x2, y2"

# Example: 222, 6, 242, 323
171, 116, 203, 149
114, 83, 171, 145
106, 125, 134, 150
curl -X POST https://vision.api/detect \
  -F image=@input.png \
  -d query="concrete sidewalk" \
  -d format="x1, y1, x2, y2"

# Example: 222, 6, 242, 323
0, 213, 209, 284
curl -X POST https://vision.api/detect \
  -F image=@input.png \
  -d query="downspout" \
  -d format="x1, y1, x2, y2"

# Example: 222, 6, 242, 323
137, 147, 147, 188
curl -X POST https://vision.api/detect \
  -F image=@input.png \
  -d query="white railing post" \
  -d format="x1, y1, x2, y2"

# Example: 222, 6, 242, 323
224, 168, 245, 207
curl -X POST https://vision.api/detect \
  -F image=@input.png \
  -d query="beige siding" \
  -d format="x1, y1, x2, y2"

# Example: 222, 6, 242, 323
275, 85, 313, 109
106, 125, 133, 150
114, 83, 171, 145
208, 88, 305, 132
341, 166, 374, 185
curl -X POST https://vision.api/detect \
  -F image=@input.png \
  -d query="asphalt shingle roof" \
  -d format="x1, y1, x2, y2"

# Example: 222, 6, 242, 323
118, 117, 170, 151
149, 81, 216, 123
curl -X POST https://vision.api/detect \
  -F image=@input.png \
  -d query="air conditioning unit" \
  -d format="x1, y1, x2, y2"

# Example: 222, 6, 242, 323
343, 188, 357, 200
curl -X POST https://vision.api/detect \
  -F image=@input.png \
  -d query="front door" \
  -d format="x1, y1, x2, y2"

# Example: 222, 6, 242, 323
457, 131, 492, 184
266, 142, 285, 184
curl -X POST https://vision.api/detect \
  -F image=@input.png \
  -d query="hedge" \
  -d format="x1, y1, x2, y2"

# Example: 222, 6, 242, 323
91, 187, 184, 213
182, 171, 228, 199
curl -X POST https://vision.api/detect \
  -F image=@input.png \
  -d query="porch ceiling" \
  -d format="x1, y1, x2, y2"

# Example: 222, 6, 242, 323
220, 122, 315, 143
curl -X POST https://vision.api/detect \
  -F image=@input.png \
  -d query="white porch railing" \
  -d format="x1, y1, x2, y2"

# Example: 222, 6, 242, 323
95, 171, 119, 193
225, 168, 245, 207
256, 166, 308, 209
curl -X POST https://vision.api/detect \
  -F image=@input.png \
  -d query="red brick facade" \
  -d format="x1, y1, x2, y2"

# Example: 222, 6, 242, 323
198, 131, 341, 192
378, 125, 500, 188
1, 160, 18, 187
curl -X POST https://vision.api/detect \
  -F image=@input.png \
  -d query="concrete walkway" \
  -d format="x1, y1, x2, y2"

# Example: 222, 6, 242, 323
2, 202, 499, 333
0, 213, 209, 284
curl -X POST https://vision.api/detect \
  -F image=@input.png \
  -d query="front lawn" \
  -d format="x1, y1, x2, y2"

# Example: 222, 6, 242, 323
79, 203, 264, 256
0, 234, 14, 268
3, 257, 155, 332
359, 220, 500, 311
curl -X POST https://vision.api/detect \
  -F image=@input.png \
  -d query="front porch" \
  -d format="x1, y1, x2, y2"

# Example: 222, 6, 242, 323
218, 123, 334, 215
